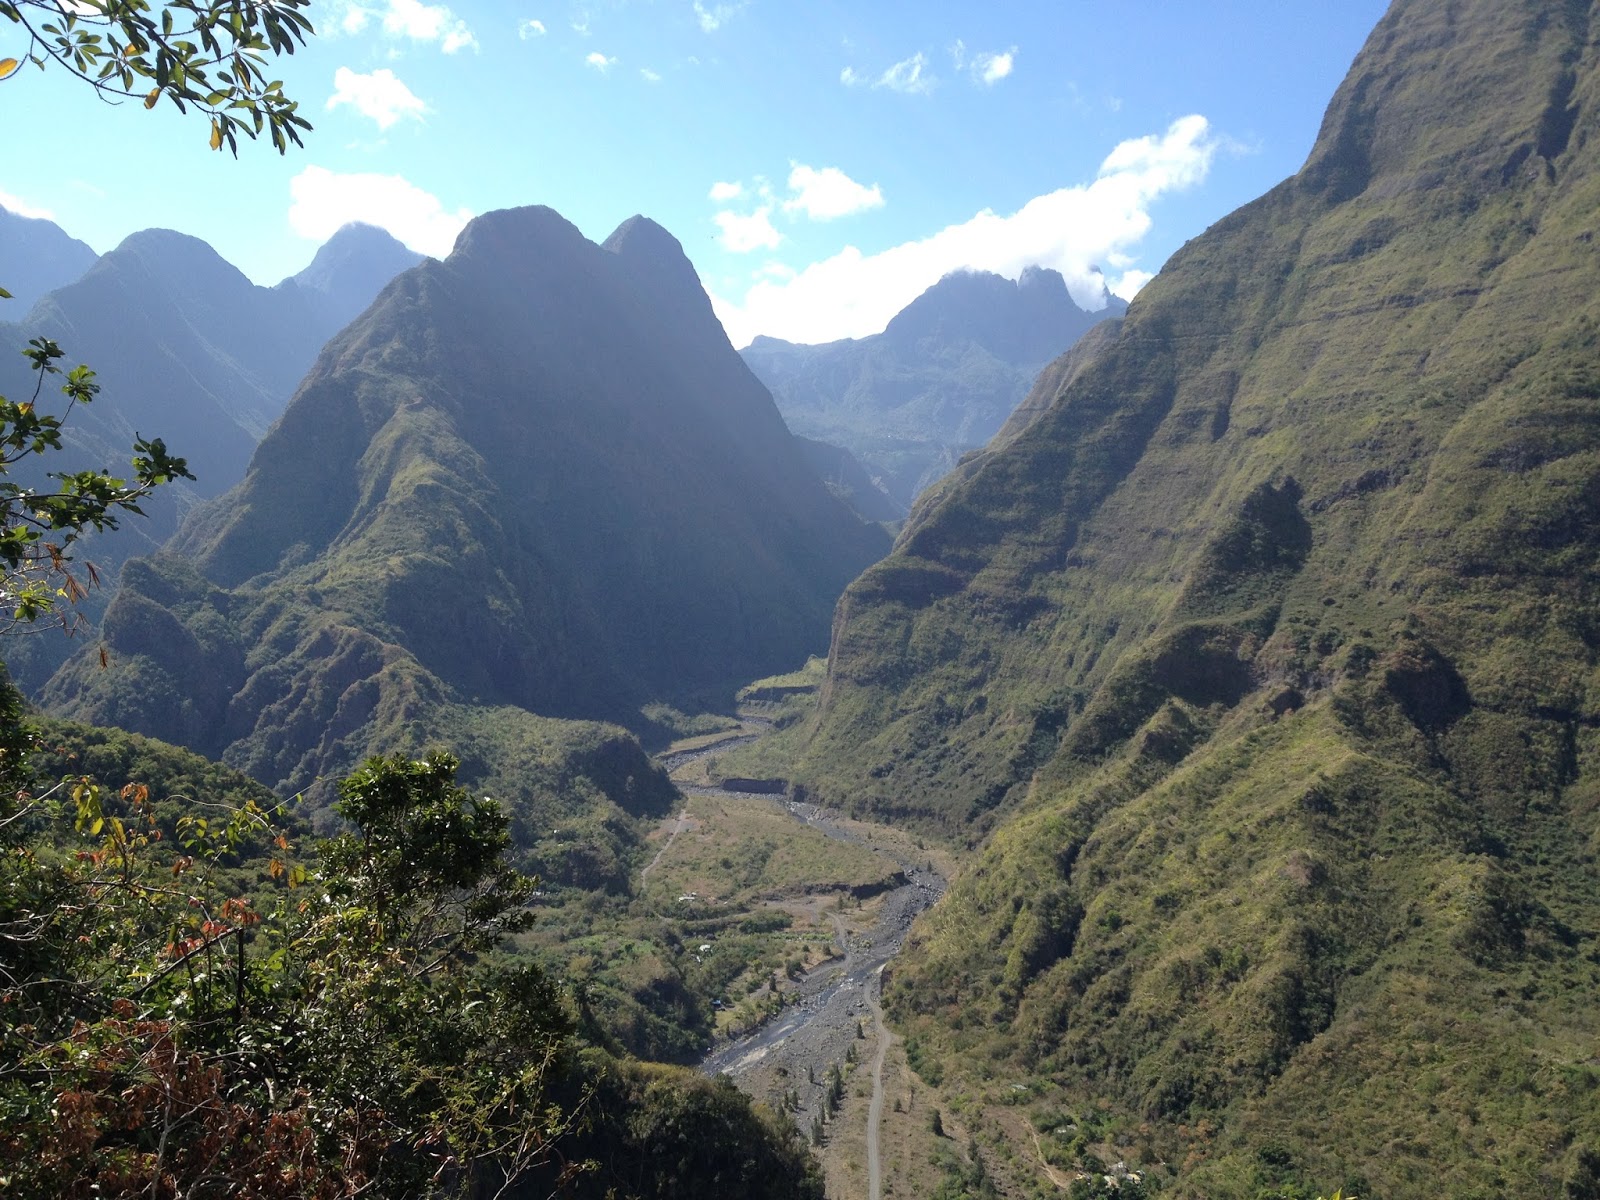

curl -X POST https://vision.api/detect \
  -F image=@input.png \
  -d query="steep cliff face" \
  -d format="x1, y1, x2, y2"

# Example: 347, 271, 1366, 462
0, 224, 421, 691
46, 207, 887, 808
800, 0, 1600, 1192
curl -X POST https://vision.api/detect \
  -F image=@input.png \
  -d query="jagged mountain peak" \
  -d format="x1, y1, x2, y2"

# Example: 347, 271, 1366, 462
290, 222, 418, 285
46, 204, 887, 801
602, 213, 683, 259
880, 266, 1118, 363
92, 227, 253, 299
604, 213, 721, 332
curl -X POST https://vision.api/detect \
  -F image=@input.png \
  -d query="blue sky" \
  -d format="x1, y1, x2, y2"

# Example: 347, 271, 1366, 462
2, 1, 1390, 346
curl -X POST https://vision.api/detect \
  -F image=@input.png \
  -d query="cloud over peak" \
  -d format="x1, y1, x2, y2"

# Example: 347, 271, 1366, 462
715, 207, 781, 253
288, 166, 471, 258
711, 115, 1218, 347
973, 47, 1015, 85
875, 52, 934, 95
335, 0, 478, 53
693, 1, 747, 33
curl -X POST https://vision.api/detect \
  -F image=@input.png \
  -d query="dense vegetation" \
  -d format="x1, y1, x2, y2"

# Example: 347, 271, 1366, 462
792, 0, 1600, 1194
0, 693, 824, 1197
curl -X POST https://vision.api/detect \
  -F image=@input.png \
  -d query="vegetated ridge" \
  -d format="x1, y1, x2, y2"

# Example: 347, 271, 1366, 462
743, 266, 1126, 513
0, 222, 421, 563
796, 0, 1600, 1194
0, 222, 420, 690
44, 207, 888, 869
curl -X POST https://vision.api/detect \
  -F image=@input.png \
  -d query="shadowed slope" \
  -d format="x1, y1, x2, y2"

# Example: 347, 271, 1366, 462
45, 207, 887, 811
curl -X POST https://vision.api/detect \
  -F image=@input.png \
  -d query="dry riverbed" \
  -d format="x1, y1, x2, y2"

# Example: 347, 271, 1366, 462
653, 725, 954, 1199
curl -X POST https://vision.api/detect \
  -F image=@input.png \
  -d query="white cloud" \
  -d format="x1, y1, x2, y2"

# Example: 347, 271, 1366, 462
949, 38, 966, 69
326, 67, 427, 130
571, 14, 590, 35
640, 67, 662, 82
875, 52, 934, 95
840, 65, 862, 86
782, 164, 884, 221
289, 166, 471, 258
709, 180, 745, 202
0, 187, 55, 221
385, 0, 476, 51
585, 51, 616, 71
693, 1, 746, 32
714, 206, 781, 253
710, 115, 1216, 347
1110, 269, 1155, 300
518, 17, 546, 38
972, 47, 1015, 85
330, 0, 477, 52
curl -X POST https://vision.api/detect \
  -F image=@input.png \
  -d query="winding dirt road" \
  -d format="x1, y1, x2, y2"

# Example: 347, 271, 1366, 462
638, 808, 689, 884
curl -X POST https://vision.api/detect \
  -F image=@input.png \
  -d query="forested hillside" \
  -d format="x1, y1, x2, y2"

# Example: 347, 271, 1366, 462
793, 0, 1600, 1193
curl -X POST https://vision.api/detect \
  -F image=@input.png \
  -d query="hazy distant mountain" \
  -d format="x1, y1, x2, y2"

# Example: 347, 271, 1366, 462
276, 222, 422, 331
46, 207, 889, 811
0, 224, 419, 690
794, 0, 1600, 1191
743, 267, 1126, 509
0, 204, 98, 313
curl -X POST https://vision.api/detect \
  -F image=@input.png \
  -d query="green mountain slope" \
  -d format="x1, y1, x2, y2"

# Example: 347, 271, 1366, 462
0, 223, 419, 691
798, 0, 1600, 1193
43, 207, 887, 822
743, 267, 1125, 511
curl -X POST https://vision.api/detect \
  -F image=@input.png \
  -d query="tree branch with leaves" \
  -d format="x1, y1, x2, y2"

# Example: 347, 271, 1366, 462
0, 0, 313, 154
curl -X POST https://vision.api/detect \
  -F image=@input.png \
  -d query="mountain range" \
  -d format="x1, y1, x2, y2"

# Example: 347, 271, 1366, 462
785, 0, 1600, 1192
743, 266, 1126, 512
45, 208, 889, 853
0, 203, 98, 312
0, 216, 420, 688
